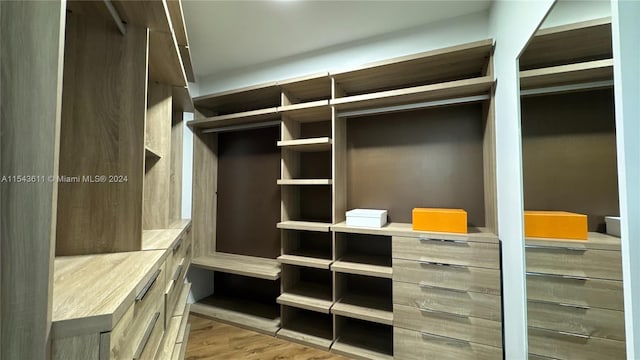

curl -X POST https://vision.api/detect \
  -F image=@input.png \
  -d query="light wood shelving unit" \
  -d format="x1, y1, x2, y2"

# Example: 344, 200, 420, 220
189, 38, 497, 358
519, 18, 625, 360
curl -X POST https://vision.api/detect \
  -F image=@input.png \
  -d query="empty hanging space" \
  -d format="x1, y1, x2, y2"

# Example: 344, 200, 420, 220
332, 316, 394, 360
279, 229, 333, 268
191, 272, 281, 335
332, 233, 392, 278
278, 265, 333, 313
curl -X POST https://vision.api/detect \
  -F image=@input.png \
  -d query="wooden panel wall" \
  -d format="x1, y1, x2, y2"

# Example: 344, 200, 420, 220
170, 110, 184, 222
56, 12, 147, 255
521, 89, 618, 232
192, 130, 218, 258
1, 1, 65, 357
346, 104, 486, 226
144, 83, 172, 229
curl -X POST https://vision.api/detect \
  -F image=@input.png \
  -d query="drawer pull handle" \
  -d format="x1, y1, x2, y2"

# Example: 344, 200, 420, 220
526, 271, 588, 281
529, 299, 590, 310
417, 303, 469, 318
173, 236, 183, 253
135, 269, 161, 302
133, 312, 160, 359
418, 282, 467, 293
419, 236, 468, 245
420, 331, 470, 346
418, 260, 468, 269
525, 244, 586, 252
173, 264, 183, 282
530, 326, 591, 339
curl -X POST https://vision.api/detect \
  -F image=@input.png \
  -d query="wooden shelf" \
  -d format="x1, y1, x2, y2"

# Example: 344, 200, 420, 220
277, 282, 333, 313
193, 82, 281, 115
520, 17, 612, 71
149, 30, 187, 88
190, 294, 280, 335
331, 221, 498, 243
172, 85, 194, 113
331, 39, 493, 97
277, 137, 332, 152
145, 146, 161, 159
278, 73, 332, 103
112, 0, 172, 33
332, 294, 393, 325
191, 253, 280, 280
332, 256, 392, 279
277, 327, 333, 351
331, 76, 494, 113
188, 107, 279, 130
141, 228, 183, 251
332, 318, 394, 360
277, 179, 332, 185
278, 101, 332, 123
277, 221, 332, 232
520, 59, 613, 90
178, 45, 195, 83
526, 231, 621, 251
278, 254, 332, 269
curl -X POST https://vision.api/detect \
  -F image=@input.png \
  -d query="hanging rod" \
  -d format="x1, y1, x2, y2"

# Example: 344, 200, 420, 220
336, 95, 490, 119
520, 80, 614, 97
104, 0, 127, 36
201, 120, 280, 134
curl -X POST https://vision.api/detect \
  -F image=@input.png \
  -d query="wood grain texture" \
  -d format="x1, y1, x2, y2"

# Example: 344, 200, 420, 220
520, 59, 614, 90
112, 0, 172, 32
393, 236, 500, 270
192, 253, 280, 280
277, 254, 332, 269
525, 246, 622, 281
194, 82, 281, 115
332, 317, 393, 360
527, 273, 623, 311
185, 315, 347, 359
483, 95, 498, 233
528, 326, 625, 360
149, 30, 187, 87
277, 221, 332, 232
394, 327, 502, 360
170, 110, 184, 223
526, 232, 621, 251
333, 109, 348, 224
57, 11, 146, 255
190, 296, 280, 336
144, 83, 173, 229
1, 1, 65, 358
192, 130, 217, 258
51, 250, 165, 338
332, 221, 498, 243
142, 228, 184, 251
52, 333, 100, 360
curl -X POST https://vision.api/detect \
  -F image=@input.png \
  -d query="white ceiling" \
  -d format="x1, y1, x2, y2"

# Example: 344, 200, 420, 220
182, 0, 493, 80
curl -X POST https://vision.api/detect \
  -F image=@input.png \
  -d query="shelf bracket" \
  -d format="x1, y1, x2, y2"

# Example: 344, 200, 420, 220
104, 0, 127, 36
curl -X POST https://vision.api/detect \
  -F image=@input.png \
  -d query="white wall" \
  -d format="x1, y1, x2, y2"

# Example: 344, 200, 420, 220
489, 1, 554, 358
542, 0, 610, 28
194, 10, 490, 96
611, 1, 640, 357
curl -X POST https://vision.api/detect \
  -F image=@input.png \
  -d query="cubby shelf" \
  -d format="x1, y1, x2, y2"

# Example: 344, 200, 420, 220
191, 253, 280, 280
331, 221, 498, 243
190, 294, 280, 336
277, 287, 333, 314
332, 294, 394, 325
277, 221, 332, 232
277, 179, 332, 185
278, 73, 332, 103
277, 137, 332, 152
332, 318, 394, 360
278, 254, 332, 269
332, 257, 392, 279
278, 101, 332, 123
520, 58, 613, 90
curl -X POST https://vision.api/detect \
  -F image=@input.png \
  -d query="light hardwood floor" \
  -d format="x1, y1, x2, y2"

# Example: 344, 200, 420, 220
185, 314, 350, 360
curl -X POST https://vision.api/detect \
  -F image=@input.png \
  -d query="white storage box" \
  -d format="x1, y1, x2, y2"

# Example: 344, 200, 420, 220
605, 216, 620, 237
346, 209, 388, 228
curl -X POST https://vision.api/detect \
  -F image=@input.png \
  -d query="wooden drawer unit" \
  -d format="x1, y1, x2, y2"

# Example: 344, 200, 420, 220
393, 304, 502, 348
107, 261, 165, 358
525, 244, 622, 280
165, 257, 188, 328
393, 258, 501, 296
393, 281, 501, 321
394, 327, 502, 360
393, 236, 500, 270
528, 326, 626, 360
527, 300, 625, 341
527, 272, 624, 311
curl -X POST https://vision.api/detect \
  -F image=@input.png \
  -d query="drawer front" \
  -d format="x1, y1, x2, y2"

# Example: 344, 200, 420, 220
107, 261, 165, 358
528, 300, 625, 341
528, 326, 626, 360
393, 304, 502, 348
393, 281, 501, 321
525, 246, 622, 280
165, 262, 186, 327
393, 236, 500, 269
393, 259, 501, 296
394, 327, 502, 360
527, 273, 624, 311
137, 307, 165, 360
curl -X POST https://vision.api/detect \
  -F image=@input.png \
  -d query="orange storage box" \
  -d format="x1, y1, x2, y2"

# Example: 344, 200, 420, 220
412, 208, 467, 234
524, 210, 588, 240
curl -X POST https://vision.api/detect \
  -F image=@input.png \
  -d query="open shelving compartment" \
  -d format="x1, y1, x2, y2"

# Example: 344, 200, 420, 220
332, 316, 394, 360
332, 273, 393, 326
278, 264, 333, 314
278, 305, 334, 350
332, 233, 392, 279
279, 229, 333, 269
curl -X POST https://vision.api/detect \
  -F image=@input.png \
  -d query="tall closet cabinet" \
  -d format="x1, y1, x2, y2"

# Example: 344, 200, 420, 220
189, 39, 503, 359
1, 1, 194, 359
